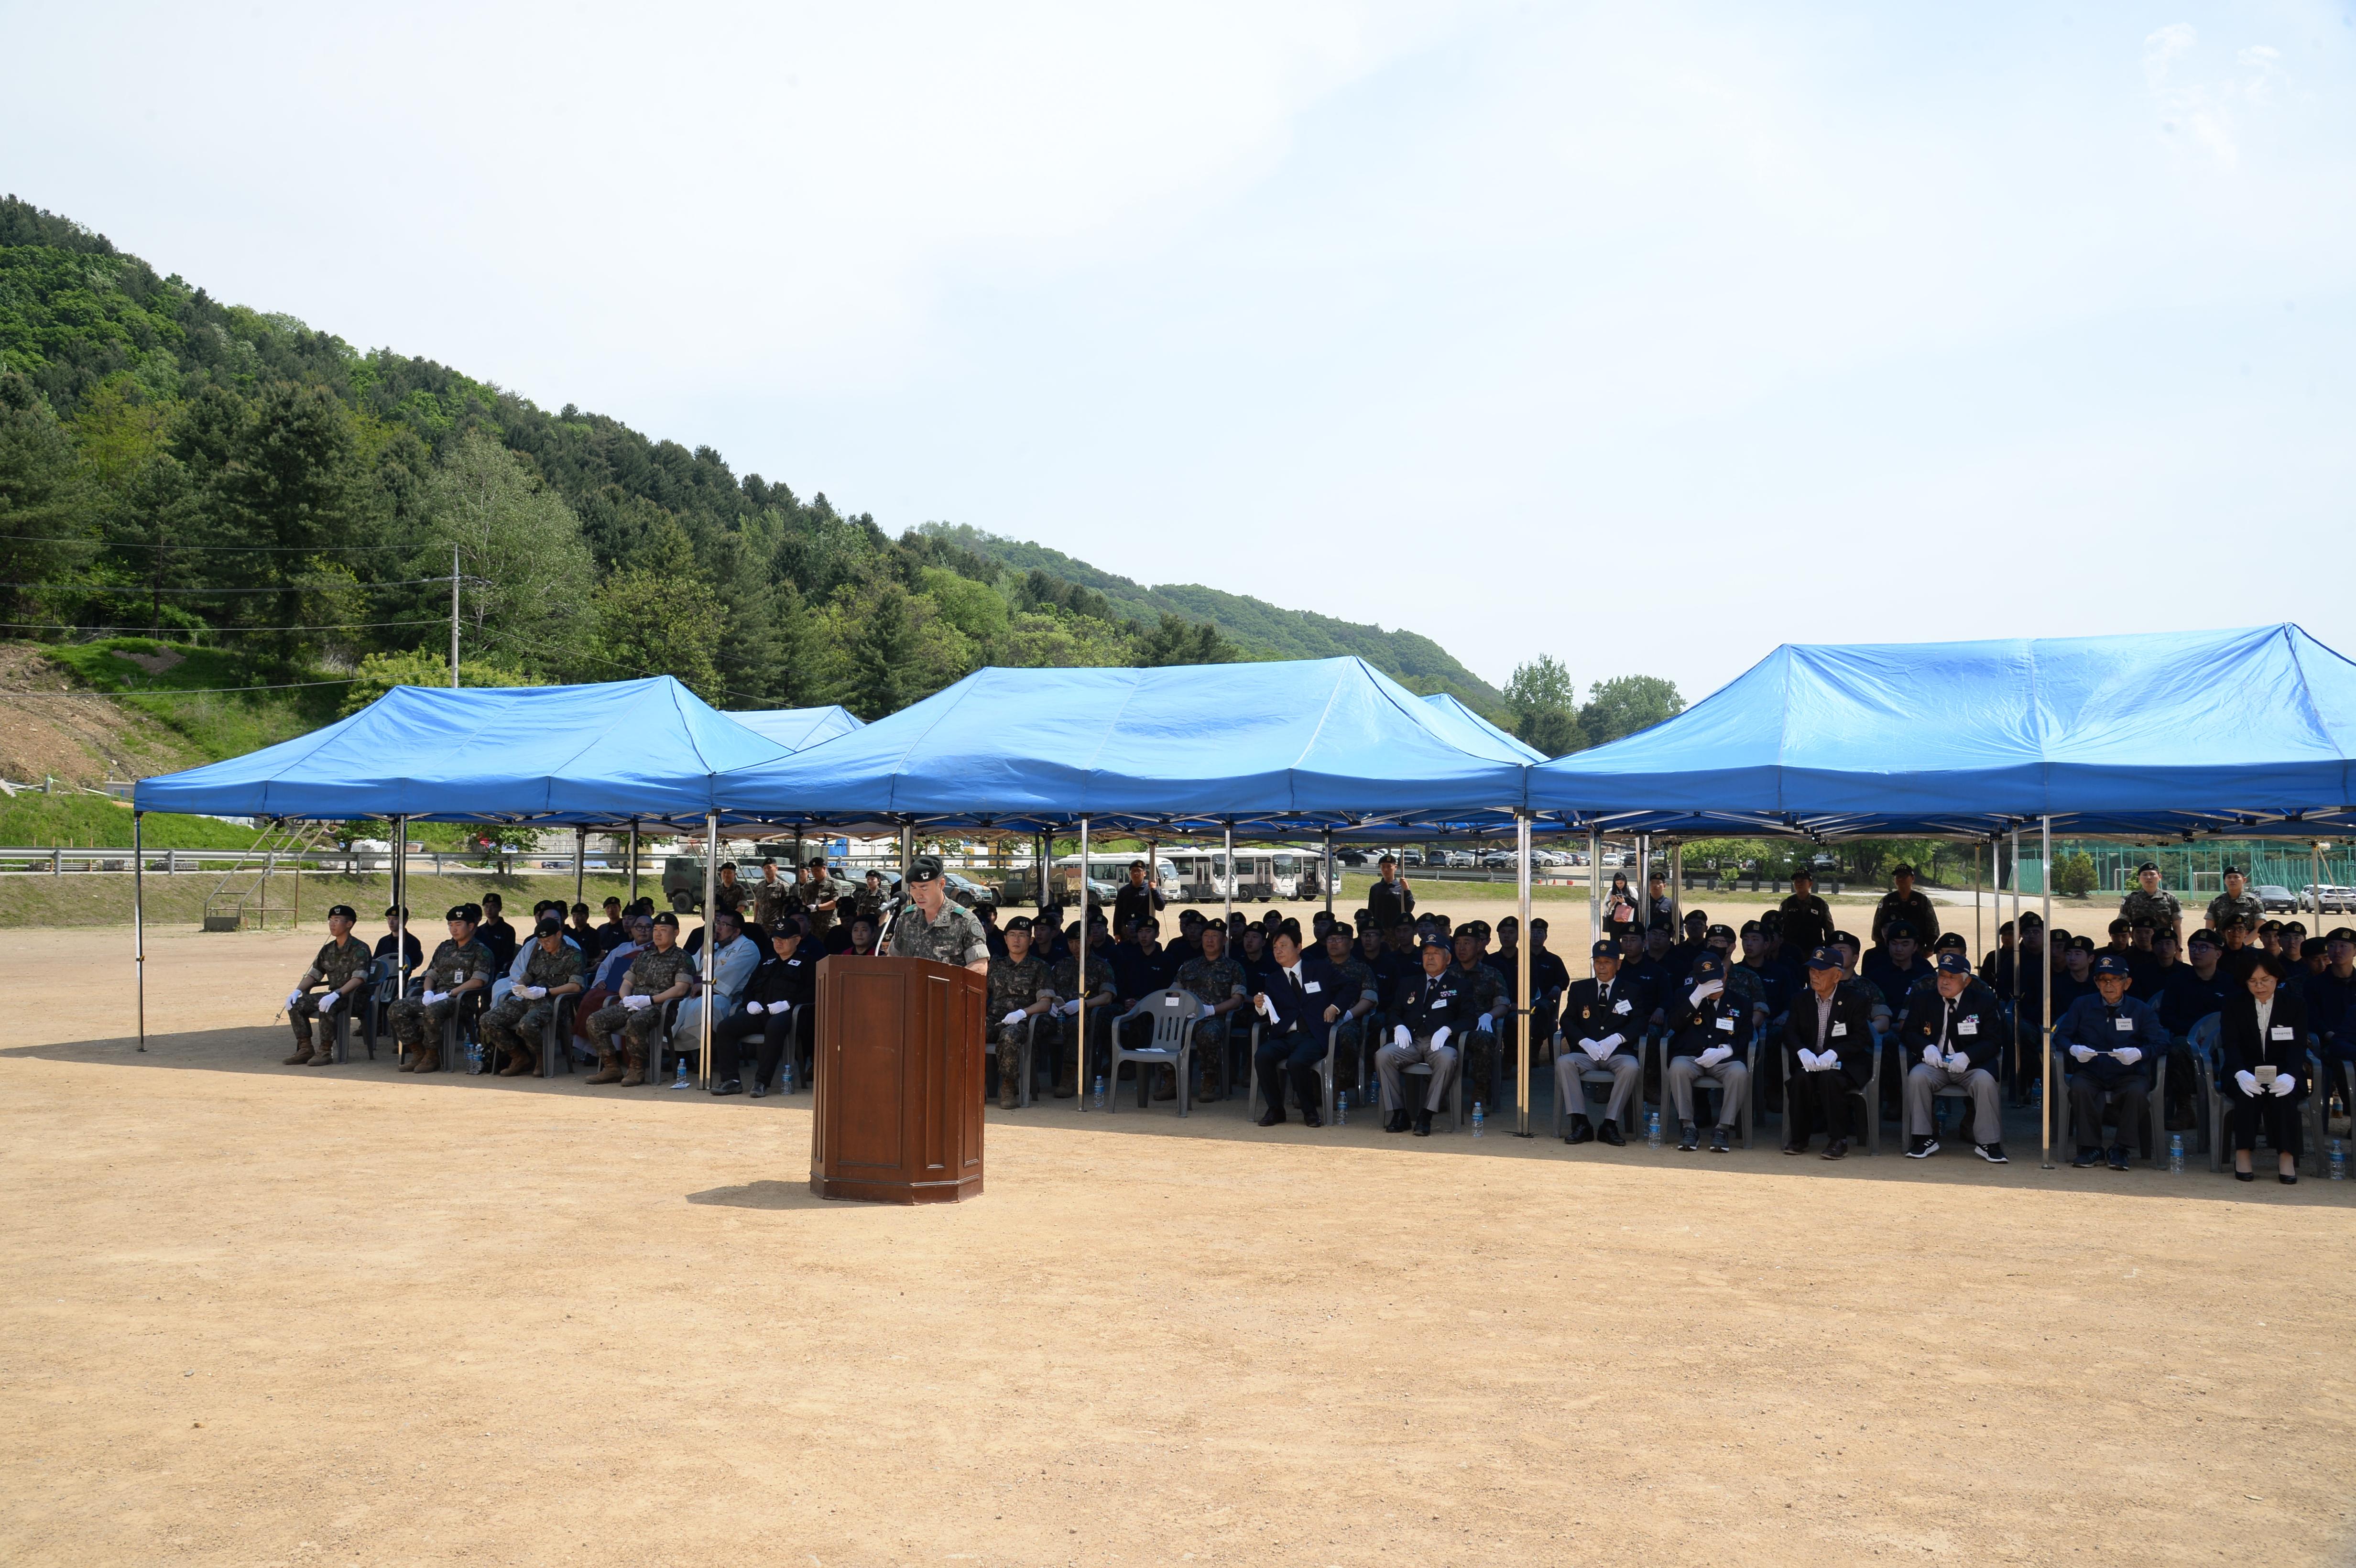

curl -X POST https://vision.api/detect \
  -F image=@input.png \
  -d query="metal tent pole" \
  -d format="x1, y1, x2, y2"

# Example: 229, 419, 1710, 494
628, 819, 641, 907
1323, 828, 1335, 919
1077, 815, 1091, 1111
1637, 832, 1651, 934
1515, 810, 1533, 1138
574, 826, 586, 909
1974, 841, 1983, 963
1587, 826, 1601, 948
393, 815, 410, 1067
700, 811, 719, 1086
2040, 815, 2054, 1171
2313, 842, 2324, 920
1669, 841, 1683, 929
134, 811, 146, 1053
1223, 822, 1234, 928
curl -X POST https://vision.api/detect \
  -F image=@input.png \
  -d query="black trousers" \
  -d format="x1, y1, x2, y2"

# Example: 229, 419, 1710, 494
2067, 1075, 2152, 1156
1784, 1067, 1856, 1145
2224, 1089, 2305, 1158
1254, 1023, 1332, 1113
713, 1006, 809, 1088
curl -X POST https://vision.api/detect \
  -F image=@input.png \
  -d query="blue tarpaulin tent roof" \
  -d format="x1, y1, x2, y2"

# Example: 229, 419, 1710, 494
1421, 692, 1546, 764
723, 705, 865, 751
712, 658, 1530, 837
132, 678, 793, 824
1527, 625, 2356, 839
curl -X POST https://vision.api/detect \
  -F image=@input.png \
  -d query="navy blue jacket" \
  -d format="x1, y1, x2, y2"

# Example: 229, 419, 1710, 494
1899, 978, 2006, 1074
1669, 989, 1754, 1066
2052, 992, 2166, 1088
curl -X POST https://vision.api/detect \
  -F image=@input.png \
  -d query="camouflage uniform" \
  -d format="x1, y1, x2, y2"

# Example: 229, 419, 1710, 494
1450, 960, 1508, 1108
1840, 974, 1892, 1026
1323, 955, 1381, 1086
1172, 955, 1248, 1097
478, 941, 586, 1073
286, 935, 375, 1060
387, 939, 494, 1061
984, 951, 1055, 1102
2205, 890, 2263, 932
886, 900, 992, 967
2120, 887, 2184, 937
1716, 959, 1766, 1027
1051, 949, 1116, 1084
851, 880, 892, 930
583, 945, 698, 1078
1871, 889, 1942, 948
751, 878, 797, 935
803, 871, 844, 937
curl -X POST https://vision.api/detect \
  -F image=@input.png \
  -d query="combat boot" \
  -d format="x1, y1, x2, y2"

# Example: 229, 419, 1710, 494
305, 1039, 337, 1065
498, 1044, 534, 1077
396, 1045, 421, 1072
618, 1047, 647, 1089
584, 1053, 623, 1086
1051, 1064, 1077, 1100
283, 1042, 315, 1066
409, 1047, 441, 1073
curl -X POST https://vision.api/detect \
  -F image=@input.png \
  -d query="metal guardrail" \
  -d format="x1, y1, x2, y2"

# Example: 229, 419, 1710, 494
0, 848, 621, 878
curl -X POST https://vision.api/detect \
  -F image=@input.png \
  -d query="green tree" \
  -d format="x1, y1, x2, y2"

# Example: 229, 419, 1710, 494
1579, 674, 1685, 747
421, 430, 594, 675
0, 373, 93, 622
2053, 849, 2098, 898
1135, 612, 1233, 667
844, 582, 917, 719
1504, 653, 1583, 756
218, 381, 362, 666
339, 647, 534, 715
592, 518, 725, 695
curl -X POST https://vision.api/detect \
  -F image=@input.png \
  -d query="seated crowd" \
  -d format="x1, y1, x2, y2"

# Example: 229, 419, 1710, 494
273, 852, 2346, 1179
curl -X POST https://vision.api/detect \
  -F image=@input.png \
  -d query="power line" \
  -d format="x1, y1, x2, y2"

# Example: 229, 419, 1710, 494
471, 624, 779, 709
0, 577, 449, 596
0, 532, 414, 554
0, 618, 447, 634
1, 678, 361, 696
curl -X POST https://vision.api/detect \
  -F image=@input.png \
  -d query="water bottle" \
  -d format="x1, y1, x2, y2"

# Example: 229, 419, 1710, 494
1646, 1109, 1663, 1149
1336, 1090, 1349, 1127
1092, 1074, 1106, 1110
1471, 1101, 1485, 1138
2331, 1140, 2347, 1182
2167, 1132, 2185, 1175
465, 1039, 483, 1075
782, 1062, 797, 1094
670, 1058, 691, 1089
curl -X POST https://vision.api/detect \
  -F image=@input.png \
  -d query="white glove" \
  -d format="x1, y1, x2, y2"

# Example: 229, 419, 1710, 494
2111, 1045, 2142, 1066
1795, 1049, 1816, 1071
1922, 1044, 1942, 1067
1697, 1045, 1732, 1069
2270, 1073, 2296, 1098
1393, 1024, 1411, 1049
2236, 1070, 2261, 1096
2069, 1044, 2095, 1063
744, 1001, 764, 1015
1689, 980, 1723, 1007
1944, 1053, 1969, 1075
622, 994, 651, 1012
1431, 1025, 1451, 1051
1475, 1013, 1494, 1033
521, 986, 544, 1001
286, 991, 305, 1011
421, 989, 444, 1006
1001, 1010, 1027, 1028
317, 990, 340, 1011
1198, 1002, 1215, 1019
1060, 999, 1081, 1016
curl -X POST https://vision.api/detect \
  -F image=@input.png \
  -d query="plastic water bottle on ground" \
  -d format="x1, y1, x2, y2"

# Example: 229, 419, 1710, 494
1646, 1110, 1663, 1149
465, 1039, 483, 1075
782, 1062, 796, 1094
2167, 1132, 2185, 1175
670, 1058, 691, 1089
1336, 1090, 1349, 1127
2331, 1140, 2347, 1181
1092, 1074, 1106, 1110
1471, 1101, 1485, 1138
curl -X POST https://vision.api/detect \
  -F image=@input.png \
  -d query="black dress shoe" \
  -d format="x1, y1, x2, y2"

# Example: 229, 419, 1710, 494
1565, 1117, 1595, 1145
711, 1079, 743, 1097
1300, 1106, 1322, 1128
1413, 1110, 1433, 1137
748, 1080, 766, 1099
2280, 1172, 2299, 1185
1596, 1119, 1625, 1147
1385, 1110, 1412, 1133
1255, 1108, 1285, 1128
2235, 1169, 2256, 1182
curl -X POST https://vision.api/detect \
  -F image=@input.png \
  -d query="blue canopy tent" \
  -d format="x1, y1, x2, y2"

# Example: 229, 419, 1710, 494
724, 704, 865, 752
1420, 692, 1547, 765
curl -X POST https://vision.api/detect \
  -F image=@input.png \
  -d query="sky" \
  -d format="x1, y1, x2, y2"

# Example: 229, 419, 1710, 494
8, 1, 2355, 703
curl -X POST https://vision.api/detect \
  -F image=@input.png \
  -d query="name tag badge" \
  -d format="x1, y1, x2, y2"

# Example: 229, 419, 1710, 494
1830, 1022, 1847, 1038
1715, 1016, 1736, 1033
1163, 996, 1181, 1008
1304, 981, 1321, 994
2113, 1017, 2133, 1032
2271, 1024, 2295, 1041
1613, 999, 1633, 1014
1957, 1017, 1977, 1035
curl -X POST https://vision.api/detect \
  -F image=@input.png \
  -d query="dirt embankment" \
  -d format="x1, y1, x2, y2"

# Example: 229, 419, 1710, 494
0, 642, 206, 788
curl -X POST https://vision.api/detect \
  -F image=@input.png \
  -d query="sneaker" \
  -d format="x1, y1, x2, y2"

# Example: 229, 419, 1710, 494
1974, 1142, 2008, 1164
2070, 1146, 2101, 1169
1708, 1125, 1731, 1154
2106, 1146, 2131, 1172
1676, 1121, 1700, 1153
1905, 1135, 1939, 1159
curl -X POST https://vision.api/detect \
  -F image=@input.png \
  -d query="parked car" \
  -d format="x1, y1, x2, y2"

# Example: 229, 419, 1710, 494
2255, 884, 2299, 913
1334, 848, 1373, 868
1478, 848, 1516, 869
1399, 849, 1424, 867
940, 871, 999, 913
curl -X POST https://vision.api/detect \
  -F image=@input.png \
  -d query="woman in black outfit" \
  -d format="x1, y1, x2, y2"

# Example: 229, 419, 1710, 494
2218, 955, 2308, 1184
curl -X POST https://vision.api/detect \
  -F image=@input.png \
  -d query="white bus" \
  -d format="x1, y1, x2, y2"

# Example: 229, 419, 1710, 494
1046, 852, 1182, 907
1156, 847, 1316, 903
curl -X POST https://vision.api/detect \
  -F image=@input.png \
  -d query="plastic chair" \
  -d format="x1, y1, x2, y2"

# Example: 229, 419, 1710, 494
360, 955, 400, 1053
1106, 988, 1203, 1116
1783, 1038, 1880, 1154
997, 1012, 1047, 1107
2048, 1036, 2169, 1164
2195, 1018, 2328, 1177
536, 994, 580, 1079
438, 989, 489, 1073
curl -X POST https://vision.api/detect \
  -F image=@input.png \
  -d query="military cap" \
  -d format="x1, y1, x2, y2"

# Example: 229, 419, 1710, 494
1884, 920, 1916, 940
1804, 945, 1843, 970
2303, 937, 2328, 959
1418, 932, 1451, 951
1790, 866, 1814, 881
1683, 909, 1709, 927
1759, 911, 1783, 931
2186, 929, 2219, 949
864, 868, 884, 881
1591, 939, 1622, 958
1739, 919, 1764, 936
445, 904, 478, 923
2092, 952, 2130, 977
1466, 920, 1491, 939
384, 904, 409, 919
807, 852, 828, 868
905, 853, 944, 883
2066, 935, 2095, 953
1692, 953, 1728, 979
770, 925, 802, 944
2018, 910, 2043, 927
1933, 952, 1972, 975
2137, 861, 2160, 874
2258, 918, 2283, 934
1934, 932, 1967, 952
1891, 863, 1915, 877
1833, 929, 1861, 949
2326, 927, 2356, 944
327, 903, 358, 921
652, 911, 680, 929
2108, 919, 2132, 935
534, 915, 564, 937
601, 895, 623, 909
1705, 923, 1735, 942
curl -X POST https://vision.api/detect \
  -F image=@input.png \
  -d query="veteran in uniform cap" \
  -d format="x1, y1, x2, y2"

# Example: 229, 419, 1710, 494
1376, 933, 1473, 1136
2118, 861, 2183, 940
886, 854, 992, 972
2052, 951, 2167, 1169
2206, 866, 2265, 934
1780, 945, 1876, 1159
477, 915, 586, 1077
386, 904, 495, 1073
1871, 864, 1941, 951
1664, 952, 1751, 1153
282, 903, 373, 1066
1557, 939, 1645, 1146
1898, 951, 2007, 1162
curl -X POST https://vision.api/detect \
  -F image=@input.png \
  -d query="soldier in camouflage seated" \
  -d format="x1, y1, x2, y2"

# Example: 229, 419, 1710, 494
386, 904, 495, 1073
477, 914, 586, 1077
282, 903, 373, 1067
985, 915, 1057, 1107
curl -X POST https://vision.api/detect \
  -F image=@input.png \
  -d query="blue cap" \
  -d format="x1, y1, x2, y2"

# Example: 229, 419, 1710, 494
1804, 945, 1844, 970
1934, 952, 1972, 975
2092, 952, 2130, 978
1692, 953, 1726, 978
1591, 939, 1622, 959
1419, 933, 1451, 951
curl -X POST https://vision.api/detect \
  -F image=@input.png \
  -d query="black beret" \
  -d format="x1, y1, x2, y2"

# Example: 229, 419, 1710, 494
653, 911, 680, 928
327, 904, 358, 921
906, 854, 944, 883
445, 904, 476, 922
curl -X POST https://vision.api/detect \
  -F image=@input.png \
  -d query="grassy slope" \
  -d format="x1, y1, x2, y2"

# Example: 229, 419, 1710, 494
43, 640, 342, 761
0, 870, 648, 930
0, 793, 258, 849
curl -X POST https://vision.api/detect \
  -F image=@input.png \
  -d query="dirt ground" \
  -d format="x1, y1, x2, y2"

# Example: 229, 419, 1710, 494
4, 922, 2353, 1568
0, 643, 204, 787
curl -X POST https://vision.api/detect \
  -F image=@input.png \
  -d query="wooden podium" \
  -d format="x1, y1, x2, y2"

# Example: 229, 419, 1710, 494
809, 955, 986, 1204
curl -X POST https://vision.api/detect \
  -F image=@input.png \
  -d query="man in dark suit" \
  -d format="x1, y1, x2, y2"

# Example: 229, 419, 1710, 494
1557, 939, 1648, 1146
1251, 924, 1336, 1127
2053, 952, 2167, 1170
1898, 951, 2007, 1162
1780, 945, 1877, 1158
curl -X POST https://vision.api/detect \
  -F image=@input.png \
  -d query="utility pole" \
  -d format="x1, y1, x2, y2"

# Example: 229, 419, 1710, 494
449, 544, 461, 688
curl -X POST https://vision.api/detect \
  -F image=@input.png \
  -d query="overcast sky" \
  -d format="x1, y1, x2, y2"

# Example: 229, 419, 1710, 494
9, 2, 2353, 701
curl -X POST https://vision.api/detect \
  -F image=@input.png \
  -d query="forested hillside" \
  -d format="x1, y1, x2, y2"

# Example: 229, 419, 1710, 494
0, 196, 1670, 751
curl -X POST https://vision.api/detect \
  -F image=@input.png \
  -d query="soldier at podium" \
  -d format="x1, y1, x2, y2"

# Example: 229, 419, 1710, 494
885, 854, 992, 973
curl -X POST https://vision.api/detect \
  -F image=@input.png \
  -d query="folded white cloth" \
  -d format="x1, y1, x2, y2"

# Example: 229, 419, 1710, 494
518, 985, 543, 1001
421, 989, 445, 1006
2069, 1044, 2095, 1063
621, 994, 651, 1012
1255, 993, 1277, 1023
1696, 1045, 1732, 1070
2270, 1073, 2296, 1097
2236, 1069, 2261, 1096
2111, 1045, 2142, 1066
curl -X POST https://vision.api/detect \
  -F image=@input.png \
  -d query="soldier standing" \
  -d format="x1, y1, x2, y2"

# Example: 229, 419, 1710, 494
581, 911, 696, 1086
2119, 860, 2184, 940
2205, 864, 2265, 933
751, 857, 796, 937
984, 915, 1057, 1108
282, 903, 373, 1066
884, 853, 992, 970
851, 869, 891, 931
802, 854, 843, 940
386, 904, 495, 1073
477, 914, 586, 1077
1871, 863, 1941, 950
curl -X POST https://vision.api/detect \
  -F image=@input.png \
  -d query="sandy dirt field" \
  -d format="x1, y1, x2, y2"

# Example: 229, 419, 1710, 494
4, 922, 2353, 1568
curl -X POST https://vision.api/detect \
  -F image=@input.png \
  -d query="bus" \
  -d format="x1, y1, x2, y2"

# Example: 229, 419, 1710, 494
1156, 847, 1316, 903
1042, 852, 1182, 909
